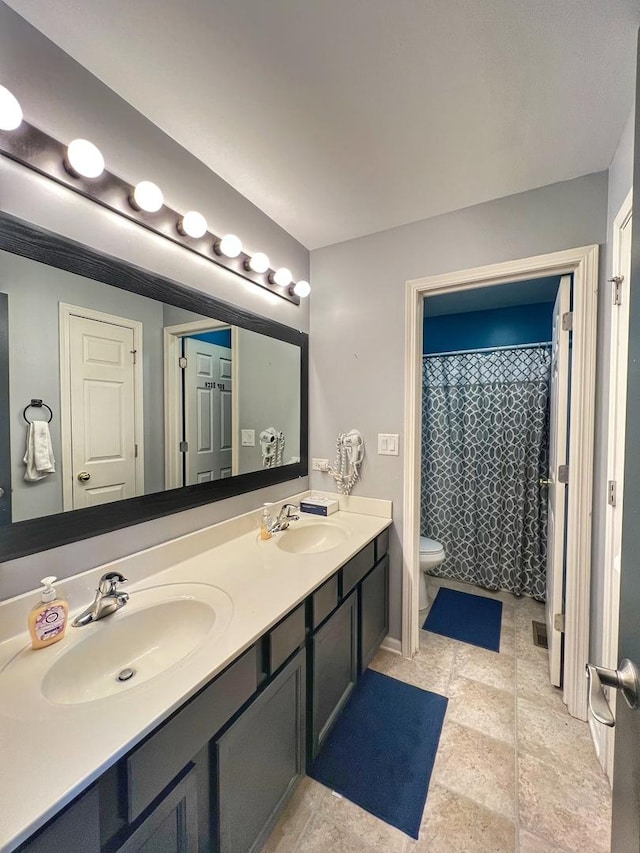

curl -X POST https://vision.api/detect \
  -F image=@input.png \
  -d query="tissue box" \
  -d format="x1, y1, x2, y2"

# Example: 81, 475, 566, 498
299, 496, 339, 516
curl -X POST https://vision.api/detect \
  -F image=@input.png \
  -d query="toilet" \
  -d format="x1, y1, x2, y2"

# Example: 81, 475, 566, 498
419, 536, 446, 610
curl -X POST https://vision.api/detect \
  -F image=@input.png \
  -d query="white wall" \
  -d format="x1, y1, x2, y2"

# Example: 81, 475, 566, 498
0, 5, 309, 600
591, 105, 635, 661
310, 172, 609, 641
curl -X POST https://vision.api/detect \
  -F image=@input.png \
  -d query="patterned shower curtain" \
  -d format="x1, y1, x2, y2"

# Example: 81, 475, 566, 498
420, 346, 551, 600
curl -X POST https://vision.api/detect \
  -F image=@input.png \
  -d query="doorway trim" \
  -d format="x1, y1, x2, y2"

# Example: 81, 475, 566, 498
59, 303, 144, 511
403, 244, 599, 720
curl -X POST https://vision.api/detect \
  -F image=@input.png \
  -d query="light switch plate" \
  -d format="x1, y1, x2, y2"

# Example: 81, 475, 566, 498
241, 429, 255, 446
312, 458, 330, 471
378, 433, 399, 456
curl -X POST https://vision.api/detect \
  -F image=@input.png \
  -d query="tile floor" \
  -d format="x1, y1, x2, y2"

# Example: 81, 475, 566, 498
261, 578, 612, 852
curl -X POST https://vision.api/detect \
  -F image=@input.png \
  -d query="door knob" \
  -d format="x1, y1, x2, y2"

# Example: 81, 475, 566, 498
77, 471, 91, 482
585, 659, 640, 727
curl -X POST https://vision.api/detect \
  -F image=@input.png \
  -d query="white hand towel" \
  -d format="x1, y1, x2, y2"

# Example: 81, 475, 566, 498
23, 420, 56, 481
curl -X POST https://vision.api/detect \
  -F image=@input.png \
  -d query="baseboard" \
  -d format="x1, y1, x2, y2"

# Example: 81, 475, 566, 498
380, 635, 402, 655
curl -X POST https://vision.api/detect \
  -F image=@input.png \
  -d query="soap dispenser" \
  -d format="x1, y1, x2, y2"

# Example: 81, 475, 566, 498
260, 503, 273, 540
28, 576, 69, 649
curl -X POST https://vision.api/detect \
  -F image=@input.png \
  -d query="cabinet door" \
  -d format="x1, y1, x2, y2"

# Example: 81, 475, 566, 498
116, 766, 198, 853
310, 590, 358, 761
16, 788, 100, 853
360, 555, 389, 673
216, 649, 306, 853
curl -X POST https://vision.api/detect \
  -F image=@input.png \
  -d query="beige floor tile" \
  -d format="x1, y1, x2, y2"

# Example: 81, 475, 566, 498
518, 829, 570, 852
319, 791, 408, 853
371, 649, 450, 695
515, 626, 550, 665
261, 777, 330, 853
518, 752, 611, 853
431, 720, 517, 819
516, 658, 565, 713
499, 624, 516, 656
294, 810, 380, 853
517, 698, 603, 776
447, 675, 515, 744
454, 643, 516, 693
418, 629, 459, 670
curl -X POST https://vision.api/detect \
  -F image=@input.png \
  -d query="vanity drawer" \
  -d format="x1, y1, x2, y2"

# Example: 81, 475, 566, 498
341, 542, 375, 596
126, 645, 258, 822
375, 528, 390, 562
312, 575, 339, 629
270, 603, 306, 672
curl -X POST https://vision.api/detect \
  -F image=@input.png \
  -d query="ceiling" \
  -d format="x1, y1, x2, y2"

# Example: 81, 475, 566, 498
424, 276, 560, 316
3, 1, 639, 250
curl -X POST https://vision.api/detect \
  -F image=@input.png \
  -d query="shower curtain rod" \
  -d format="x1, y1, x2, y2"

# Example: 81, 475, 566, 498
423, 341, 552, 359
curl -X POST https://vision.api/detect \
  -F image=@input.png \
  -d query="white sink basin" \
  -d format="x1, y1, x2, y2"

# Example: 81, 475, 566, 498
276, 522, 350, 554
0, 583, 233, 713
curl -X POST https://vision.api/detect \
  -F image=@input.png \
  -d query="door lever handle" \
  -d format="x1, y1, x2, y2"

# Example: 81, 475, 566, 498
586, 659, 640, 728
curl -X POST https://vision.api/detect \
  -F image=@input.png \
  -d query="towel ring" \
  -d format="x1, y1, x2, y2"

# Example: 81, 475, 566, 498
23, 399, 53, 424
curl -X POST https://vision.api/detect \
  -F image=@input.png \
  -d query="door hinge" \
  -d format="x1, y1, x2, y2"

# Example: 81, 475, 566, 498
608, 480, 617, 507
179, 440, 188, 453
610, 275, 624, 306
554, 613, 565, 633
561, 311, 573, 332
178, 356, 188, 369
134, 444, 138, 458
130, 349, 137, 364
558, 464, 569, 484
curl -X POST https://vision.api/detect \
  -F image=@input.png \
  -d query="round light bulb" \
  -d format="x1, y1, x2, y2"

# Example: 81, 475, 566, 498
293, 280, 311, 298
178, 210, 208, 239
271, 267, 292, 287
65, 139, 104, 179
247, 252, 270, 274
131, 180, 164, 213
0, 85, 22, 131
216, 234, 242, 258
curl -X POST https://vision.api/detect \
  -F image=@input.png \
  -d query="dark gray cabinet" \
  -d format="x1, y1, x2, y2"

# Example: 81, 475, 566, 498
360, 554, 389, 673
215, 649, 306, 853
16, 788, 100, 853
309, 590, 358, 761
116, 767, 198, 853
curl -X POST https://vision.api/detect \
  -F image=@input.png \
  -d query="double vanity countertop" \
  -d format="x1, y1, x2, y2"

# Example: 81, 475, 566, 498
0, 492, 392, 853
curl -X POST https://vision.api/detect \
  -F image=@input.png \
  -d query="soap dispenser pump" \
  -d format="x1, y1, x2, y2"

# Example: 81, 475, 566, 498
28, 576, 69, 649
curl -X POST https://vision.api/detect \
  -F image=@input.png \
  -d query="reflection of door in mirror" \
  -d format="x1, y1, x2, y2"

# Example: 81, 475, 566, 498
183, 332, 232, 484
60, 304, 144, 510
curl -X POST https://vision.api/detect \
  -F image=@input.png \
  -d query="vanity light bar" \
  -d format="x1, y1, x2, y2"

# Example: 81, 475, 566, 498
0, 93, 310, 304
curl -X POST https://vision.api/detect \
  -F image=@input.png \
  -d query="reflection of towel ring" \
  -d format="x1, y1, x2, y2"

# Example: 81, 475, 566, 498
23, 399, 53, 424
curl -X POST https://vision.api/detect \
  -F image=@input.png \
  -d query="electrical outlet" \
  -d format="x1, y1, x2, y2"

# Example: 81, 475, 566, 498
241, 429, 255, 446
312, 457, 330, 472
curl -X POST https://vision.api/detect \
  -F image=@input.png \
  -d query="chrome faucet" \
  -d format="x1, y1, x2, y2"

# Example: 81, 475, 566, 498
72, 571, 129, 627
269, 503, 300, 533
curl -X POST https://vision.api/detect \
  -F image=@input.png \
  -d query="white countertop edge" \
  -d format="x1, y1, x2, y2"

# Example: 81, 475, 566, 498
0, 494, 392, 852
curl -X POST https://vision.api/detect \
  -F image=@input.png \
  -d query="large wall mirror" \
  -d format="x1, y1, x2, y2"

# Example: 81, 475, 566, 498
0, 211, 308, 561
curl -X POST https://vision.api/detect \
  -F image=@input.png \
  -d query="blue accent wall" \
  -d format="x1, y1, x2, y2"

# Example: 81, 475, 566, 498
423, 302, 554, 355
188, 328, 232, 348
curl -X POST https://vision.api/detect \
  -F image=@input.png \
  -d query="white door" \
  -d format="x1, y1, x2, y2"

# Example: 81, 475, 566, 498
184, 337, 232, 484
546, 275, 571, 687
68, 314, 139, 508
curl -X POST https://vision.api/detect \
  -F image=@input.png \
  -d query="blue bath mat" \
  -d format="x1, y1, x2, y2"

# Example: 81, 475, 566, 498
309, 668, 447, 839
423, 587, 502, 651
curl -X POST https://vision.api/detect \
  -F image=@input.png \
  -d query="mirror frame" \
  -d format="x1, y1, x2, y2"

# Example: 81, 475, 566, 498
0, 210, 308, 561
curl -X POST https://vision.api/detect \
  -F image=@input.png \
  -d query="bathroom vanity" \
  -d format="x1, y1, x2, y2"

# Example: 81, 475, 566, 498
0, 497, 391, 853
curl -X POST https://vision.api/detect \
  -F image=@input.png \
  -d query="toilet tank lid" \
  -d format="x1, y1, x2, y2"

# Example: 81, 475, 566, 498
420, 536, 444, 554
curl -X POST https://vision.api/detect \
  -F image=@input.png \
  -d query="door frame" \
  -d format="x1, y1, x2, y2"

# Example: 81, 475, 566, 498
595, 188, 633, 777
403, 244, 599, 720
163, 319, 236, 489
59, 303, 144, 512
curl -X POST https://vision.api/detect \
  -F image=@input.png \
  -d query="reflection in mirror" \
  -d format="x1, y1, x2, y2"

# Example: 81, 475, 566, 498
1, 247, 301, 524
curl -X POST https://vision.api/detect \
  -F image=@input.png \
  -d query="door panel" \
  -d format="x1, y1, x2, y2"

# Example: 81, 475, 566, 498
546, 275, 571, 687
68, 315, 138, 509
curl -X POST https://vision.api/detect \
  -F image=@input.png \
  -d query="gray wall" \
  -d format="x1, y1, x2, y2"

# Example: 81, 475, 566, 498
310, 172, 609, 641
591, 105, 635, 662
2, 249, 166, 521
236, 329, 301, 473
0, 5, 309, 600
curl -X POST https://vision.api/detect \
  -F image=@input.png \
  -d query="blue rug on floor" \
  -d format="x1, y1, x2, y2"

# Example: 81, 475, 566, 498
309, 668, 447, 839
423, 587, 502, 651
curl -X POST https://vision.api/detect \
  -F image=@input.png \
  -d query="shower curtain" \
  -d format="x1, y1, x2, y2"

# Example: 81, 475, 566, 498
421, 345, 551, 600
